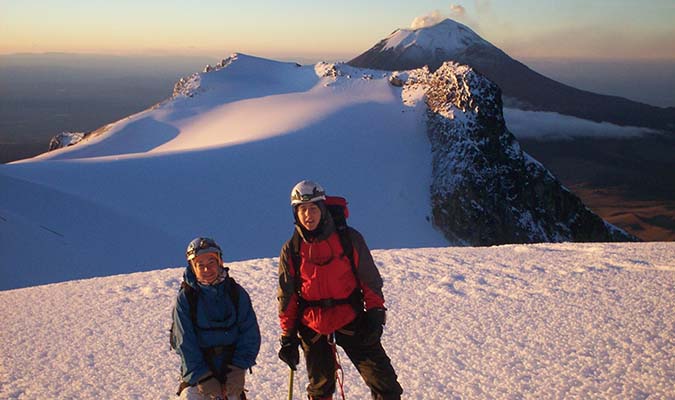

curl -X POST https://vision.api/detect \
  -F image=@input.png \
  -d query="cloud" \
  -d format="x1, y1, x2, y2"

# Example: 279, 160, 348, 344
410, 10, 444, 29
450, 5, 466, 18
503, 108, 659, 141
410, 4, 485, 32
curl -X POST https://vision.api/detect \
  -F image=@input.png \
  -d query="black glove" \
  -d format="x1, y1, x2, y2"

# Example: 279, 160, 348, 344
365, 308, 386, 342
278, 334, 300, 370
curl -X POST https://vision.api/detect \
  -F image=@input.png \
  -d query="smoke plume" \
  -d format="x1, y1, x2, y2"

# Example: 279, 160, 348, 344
410, 4, 478, 30
410, 10, 444, 29
450, 5, 466, 18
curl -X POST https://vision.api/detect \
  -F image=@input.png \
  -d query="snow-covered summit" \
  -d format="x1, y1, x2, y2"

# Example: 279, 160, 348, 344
350, 18, 497, 74
173, 53, 304, 98
349, 19, 675, 130
382, 18, 490, 53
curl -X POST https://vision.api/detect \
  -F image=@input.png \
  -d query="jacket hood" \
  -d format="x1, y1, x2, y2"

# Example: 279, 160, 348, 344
183, 264, 199, 288
295, 203, 336, 242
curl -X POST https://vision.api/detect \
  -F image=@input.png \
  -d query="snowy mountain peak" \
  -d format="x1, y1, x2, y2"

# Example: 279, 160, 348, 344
349, 18, 498, 77
382, 18, 489, 53
173, 52, 303, 98
350, 19, 675, 130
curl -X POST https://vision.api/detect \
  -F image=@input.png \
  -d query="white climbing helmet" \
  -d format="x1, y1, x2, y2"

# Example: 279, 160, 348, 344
290, 180, 326, 206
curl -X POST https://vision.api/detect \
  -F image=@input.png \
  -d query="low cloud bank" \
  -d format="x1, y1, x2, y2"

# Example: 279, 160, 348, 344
503, 108, 659, 141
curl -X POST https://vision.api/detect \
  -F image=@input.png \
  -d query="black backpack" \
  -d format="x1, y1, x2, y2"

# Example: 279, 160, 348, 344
169, 274, 240, 351
289, 196, 365, 313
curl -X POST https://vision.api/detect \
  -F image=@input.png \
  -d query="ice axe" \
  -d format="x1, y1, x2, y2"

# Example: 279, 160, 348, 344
287, 368, 294, 400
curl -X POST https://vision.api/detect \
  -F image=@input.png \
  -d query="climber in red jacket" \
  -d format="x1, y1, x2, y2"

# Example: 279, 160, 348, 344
277, 180, 403, 400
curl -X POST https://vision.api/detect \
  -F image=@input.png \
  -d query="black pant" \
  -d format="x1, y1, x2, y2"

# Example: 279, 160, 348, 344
298, 317, 403, 400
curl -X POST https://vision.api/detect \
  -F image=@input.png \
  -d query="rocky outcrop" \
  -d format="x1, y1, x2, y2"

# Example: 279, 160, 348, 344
400, 62, 636, 245
172, 54, 241, 98
48, 132, 86, 151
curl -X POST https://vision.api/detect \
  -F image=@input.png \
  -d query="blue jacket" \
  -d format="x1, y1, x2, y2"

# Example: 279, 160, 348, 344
172, 265, 261, 385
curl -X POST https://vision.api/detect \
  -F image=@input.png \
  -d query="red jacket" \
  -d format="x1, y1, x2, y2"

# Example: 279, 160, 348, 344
278, 219, 385, 335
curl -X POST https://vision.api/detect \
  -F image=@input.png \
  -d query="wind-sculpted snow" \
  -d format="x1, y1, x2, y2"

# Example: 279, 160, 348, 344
0, 53, 447, 290
1, 243, 673, 399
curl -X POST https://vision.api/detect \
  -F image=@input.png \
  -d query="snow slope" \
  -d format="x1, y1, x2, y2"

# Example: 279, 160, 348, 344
381, 19, 490, 53
1, 243, 673, 399
0, 54, 447, 290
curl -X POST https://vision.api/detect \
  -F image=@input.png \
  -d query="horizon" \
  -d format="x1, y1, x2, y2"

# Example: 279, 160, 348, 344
1, 4, 674, 160
4, 50, 675, 64
1, 51, 673, 154
2, 1, 674, 61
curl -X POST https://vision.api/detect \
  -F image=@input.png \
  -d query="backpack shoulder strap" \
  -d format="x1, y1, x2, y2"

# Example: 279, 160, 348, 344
181, 280, 199, 326
170, 280, 197, 351
289, 230, 303, 292
226, 276, 240, 322
324, 196, 359, 283
336, 226, 366, 313
336, 226, 360, 286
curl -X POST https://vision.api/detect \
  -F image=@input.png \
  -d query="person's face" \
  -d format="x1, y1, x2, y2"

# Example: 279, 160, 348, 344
192, 252, 221, 284
297, 202, 322, 231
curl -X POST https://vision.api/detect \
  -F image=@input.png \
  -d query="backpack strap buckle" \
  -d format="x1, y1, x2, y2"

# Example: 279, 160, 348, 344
318, 298, 337, 308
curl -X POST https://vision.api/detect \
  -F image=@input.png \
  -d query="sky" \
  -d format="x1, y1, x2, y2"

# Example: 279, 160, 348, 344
1, 0, 674, 62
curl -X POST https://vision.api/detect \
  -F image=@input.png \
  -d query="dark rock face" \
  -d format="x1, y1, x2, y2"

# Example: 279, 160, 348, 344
405, 62, 636, 245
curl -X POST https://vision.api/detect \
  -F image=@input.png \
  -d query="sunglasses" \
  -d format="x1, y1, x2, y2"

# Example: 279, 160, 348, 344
292, 188, 326, 202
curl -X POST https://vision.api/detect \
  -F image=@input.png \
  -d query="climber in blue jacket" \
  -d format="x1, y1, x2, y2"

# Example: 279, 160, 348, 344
171, 237, 260, 400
